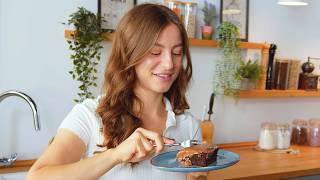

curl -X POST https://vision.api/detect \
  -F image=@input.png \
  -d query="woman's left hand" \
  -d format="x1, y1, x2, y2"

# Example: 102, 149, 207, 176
187, 172, 208, 180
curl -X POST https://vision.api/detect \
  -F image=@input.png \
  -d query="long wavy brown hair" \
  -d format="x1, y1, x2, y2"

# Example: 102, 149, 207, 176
96, 4, 192, 149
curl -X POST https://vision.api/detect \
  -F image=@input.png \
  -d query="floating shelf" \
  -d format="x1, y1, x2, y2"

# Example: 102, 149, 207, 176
65, 30, 320, 98
240, 90, 320, 98
64, 30, 268, 50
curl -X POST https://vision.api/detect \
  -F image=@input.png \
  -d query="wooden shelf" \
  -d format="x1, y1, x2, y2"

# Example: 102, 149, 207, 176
64, 30, 268, 50
189, 38, 268, 49
64, 30, 320, 98
64, 30, 114, 41
240, 89, 320, 98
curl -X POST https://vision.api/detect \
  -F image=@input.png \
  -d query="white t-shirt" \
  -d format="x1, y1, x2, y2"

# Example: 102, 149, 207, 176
59, 97, 201, 180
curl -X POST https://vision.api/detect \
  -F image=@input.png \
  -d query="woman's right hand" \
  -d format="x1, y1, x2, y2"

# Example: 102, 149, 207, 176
111, 128, 174, 163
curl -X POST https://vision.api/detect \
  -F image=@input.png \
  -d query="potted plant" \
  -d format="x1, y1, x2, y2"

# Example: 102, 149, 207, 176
235, 59, 261, 90
64, 7, 103, 102
213, 21, 242, 96
201, 0, 217, 40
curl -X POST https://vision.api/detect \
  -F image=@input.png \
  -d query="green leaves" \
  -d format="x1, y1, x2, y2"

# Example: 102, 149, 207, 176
218, 22, 240, 51
64, 7, 103, 102
235, 59, 261, 81
202, 1, 217, 26
213, 22, 242, 97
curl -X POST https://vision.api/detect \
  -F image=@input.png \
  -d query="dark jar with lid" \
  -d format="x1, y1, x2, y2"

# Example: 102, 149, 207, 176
291, 119, 309, 145
309, 119, 320, 147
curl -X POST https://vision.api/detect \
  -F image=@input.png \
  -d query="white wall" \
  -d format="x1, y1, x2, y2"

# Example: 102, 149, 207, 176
1, 0, 320, 160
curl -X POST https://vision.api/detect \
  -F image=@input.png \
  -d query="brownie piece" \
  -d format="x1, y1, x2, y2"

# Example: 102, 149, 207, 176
176, 145, 219, 167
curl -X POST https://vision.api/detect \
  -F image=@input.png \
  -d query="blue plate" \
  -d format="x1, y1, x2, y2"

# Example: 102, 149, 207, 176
150, 149, 240, 172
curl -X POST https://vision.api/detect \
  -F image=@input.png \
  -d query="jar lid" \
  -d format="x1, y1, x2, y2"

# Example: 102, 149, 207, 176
183, 2, 197, 5
309, 119, 320, 127
261, 122, 277, 130
164, 0, 183, 4
277, 123, 290, 130
292, 119, 308, 126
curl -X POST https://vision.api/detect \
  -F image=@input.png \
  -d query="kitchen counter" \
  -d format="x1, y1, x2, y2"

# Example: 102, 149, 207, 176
208, 142, 320, 180
1, 141, 320, 180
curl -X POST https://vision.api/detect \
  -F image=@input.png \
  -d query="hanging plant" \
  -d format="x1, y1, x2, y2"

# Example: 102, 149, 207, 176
64, 7, 103, 102
213, 21, 242, 96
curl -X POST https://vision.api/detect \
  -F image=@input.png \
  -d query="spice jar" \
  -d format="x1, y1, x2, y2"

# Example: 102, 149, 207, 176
309, 119, 320, 147
276, 123, 291, 149
258, 122, 277, 150
291, 119, 309, 145
164, 0, 182, 19
181, 2, 197, 38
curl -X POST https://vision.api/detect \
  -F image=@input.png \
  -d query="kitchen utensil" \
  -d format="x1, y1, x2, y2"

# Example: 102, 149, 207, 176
163, 139, 201, 148
208, 93, 215, 120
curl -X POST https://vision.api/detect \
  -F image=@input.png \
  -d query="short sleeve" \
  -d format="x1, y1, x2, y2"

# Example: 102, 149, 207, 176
59, 99, 98, 147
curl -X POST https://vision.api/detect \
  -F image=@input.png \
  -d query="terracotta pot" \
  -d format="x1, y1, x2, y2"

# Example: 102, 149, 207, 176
201, 25, 214, 40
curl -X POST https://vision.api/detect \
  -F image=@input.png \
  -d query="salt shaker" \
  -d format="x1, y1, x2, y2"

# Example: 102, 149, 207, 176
277, 123, 291, 149
259, 122, 277, 150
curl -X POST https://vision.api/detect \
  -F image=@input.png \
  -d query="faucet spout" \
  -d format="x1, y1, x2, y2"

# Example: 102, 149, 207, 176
0, 90, 40, 131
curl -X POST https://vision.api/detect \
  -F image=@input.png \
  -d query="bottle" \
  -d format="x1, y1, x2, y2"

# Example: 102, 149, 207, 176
258, 122, 277, 150
164, 0, 182, 19
276, 123, 291, 149
309, 119, 320, 147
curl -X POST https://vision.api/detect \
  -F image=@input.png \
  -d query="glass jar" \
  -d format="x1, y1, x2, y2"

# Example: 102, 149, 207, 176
181, 2, 197, 38
276, 123, 291, 149
309, 119, 320, 147
258, 122, 277, 150
291, 119, 309, 145
164, 0, 182, 19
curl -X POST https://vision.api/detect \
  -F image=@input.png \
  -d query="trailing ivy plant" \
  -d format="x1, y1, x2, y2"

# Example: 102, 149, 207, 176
213, 22, 242, 96
64, 7, 103, 102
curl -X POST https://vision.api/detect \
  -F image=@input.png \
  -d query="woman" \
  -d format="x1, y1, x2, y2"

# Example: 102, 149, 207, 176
27, 4, 206, 180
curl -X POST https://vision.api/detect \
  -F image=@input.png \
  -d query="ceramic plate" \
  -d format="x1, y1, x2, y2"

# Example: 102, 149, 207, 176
150, 149, 240, 172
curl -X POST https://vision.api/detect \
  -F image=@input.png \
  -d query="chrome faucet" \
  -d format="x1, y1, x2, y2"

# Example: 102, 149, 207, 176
0, 90, 40, 167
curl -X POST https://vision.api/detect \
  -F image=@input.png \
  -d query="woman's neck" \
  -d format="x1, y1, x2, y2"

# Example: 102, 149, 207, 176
134, 88, 167, 133
136, 91, 165, 117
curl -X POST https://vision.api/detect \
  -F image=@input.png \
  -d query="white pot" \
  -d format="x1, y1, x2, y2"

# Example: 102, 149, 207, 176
240, 78, 256, 90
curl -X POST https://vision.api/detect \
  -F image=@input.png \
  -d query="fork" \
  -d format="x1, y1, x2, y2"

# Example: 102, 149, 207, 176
164, 139, 201, 148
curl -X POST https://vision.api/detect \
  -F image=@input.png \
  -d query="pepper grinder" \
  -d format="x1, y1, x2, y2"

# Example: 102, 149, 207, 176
298, 57, 320, 90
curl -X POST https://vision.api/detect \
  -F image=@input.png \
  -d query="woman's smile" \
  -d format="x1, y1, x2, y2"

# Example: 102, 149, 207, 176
152, 72, 174, 81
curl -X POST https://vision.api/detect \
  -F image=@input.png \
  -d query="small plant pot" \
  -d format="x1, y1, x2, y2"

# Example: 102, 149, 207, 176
240, 78, 256, 90
201, 25, 214, 40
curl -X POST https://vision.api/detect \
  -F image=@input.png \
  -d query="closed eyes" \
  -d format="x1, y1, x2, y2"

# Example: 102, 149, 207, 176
150, 52, 182, 56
